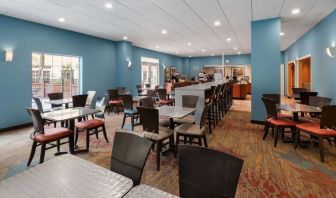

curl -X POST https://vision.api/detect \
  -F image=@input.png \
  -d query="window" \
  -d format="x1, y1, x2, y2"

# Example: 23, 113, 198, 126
141, 57, 159, 87
32, 53, 81, 100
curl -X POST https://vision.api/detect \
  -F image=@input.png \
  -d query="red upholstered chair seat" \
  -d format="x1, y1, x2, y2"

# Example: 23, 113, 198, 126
277, 113, 292, 119
296, 123, 336, 136
159, 99, 173, 104
75, 119, 104, 129
267, 117, 297, 126
298, 117, 320, 124
109, 100, 123, 104
33, 128, 72, 142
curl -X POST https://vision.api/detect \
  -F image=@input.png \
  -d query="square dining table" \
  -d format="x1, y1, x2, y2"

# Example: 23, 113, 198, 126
124, 184, 179, 198
46, 98, 73, 109
277, 103, 321, 121
0, 154, 133, 198
157, 106, 196, 129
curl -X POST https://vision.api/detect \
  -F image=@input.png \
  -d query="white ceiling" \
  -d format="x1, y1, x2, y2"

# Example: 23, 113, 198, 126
0, 0, 335, 57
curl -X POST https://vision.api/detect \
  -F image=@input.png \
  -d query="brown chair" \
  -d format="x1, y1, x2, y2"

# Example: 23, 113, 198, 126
175, 104, 210, 151
145, 84, 150, 88
72, 94, 88, 108
111, 131, 153, 186
292, 88, 307, 100
137, 107, 175, 171
85, 91, 96, 108
74, 98, 109, 151
157, 88, 174, 106
178, 145, 243, 198
309, 96, 332, 107
299, 92, 318, 105
136, 85, 145, 96
262, 94, 280, 104
173, 95, 198, 125
139, 97, 170, 127
121, 95, 140, 131
107, 89, 123, 115
26, 108, 74, 166
47, 92, 63, 109
294, 105, 336, 162
261, 97, 297, 147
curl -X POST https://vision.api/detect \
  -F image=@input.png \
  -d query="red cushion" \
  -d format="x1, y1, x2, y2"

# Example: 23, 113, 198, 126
298, 117, 320, 124
277, 113, 292, 119
75, 119, 104, 129
159, 99, 173, 104
34, 128, 72, 142
109, 100, 123, 104
267, 117, 297, 126
296, 123, 336, 136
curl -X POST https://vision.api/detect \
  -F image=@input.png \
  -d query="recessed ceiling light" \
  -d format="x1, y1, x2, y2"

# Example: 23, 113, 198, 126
214, 21, 221, 26
201, 49, 206, 52
189, 55, 192, 58
187, 43, 191, 46
211, 53, 215, 56
291, 8, 300, 15
156, 46, 159, 49
175, 52, 179, 54
226, 38, 231, 42
105, 2, 113, 9
123, 36, 128, 40
58, 18, 65, 22
161, 30, 167, 34
280, 32, 285, 36
238, 52, 241, 55
234, 47, 238, 50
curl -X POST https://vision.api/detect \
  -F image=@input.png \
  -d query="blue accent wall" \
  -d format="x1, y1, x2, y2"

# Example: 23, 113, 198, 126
0, 15, 117, 128
251, 18, 281, 121
284, 10, 336, 102
188, 54, 251, 77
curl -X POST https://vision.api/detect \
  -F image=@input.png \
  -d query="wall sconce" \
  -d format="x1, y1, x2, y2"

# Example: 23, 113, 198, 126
326, 46, 335, 58
126, 58, 132, 67
4, 50, 13, 62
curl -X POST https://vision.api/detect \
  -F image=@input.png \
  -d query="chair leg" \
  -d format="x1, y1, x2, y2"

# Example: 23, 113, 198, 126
184, 136, 187, 144
294, 129, 300, 149
274, 126, 279, 147
263, 123, 270, 140
68, 135, 74, 154
198, 137, 202, 146
121, 114, 126, 129
169, 136, 176, 157
39, 143, 46, 164
156, 142, 161, 171
102, 125, 109, 143
131, 114, 135, 131
75, 128, 79, 145
27, 141, 37, 166
203, 135, 208, 147
57, 140, 60, 152
95, 128, 99, 139
318, 136, 325, 162
86, 129, 90, 151
176, 134, 180, 152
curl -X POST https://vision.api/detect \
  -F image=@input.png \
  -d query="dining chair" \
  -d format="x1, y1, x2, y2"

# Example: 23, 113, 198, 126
175, 104, 210, 151
47, 92, 63, 108
116, 87, 126, 94
33, 97, 58, 128
261, 97, 297, 147
72, 94, 88, 107
178, 145, 244, 198
136, 85, 145, 96
292, 88, 307, 100
26, 108, 74, 166
146, 89, 157, 103
85, 91, 96, 108
94, 97, 107, 119
139, 97, 170, 127
262, 93, 280, 104
145, 84, 150, 88
111, 131, 153, 186
107, 89, 123, 115
137, 107, 175, 171
294, 105, 336, 162
173, 95, 198, 125
74, 103, 109, 151
309, 96, 332, 107
299, 92, 318, 105
156, 88, 174, 106
121, 94, 140, 131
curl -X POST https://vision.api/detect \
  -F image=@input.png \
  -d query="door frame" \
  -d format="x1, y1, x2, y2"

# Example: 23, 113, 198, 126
297, 54, 312, 90
287, 60, 296, 97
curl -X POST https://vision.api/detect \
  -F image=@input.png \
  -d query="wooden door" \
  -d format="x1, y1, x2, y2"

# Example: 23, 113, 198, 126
299, 57, 311, 90
287, 62, 295, 97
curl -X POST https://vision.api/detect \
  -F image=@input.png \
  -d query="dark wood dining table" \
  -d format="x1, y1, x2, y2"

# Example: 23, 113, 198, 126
277, 103, 322, 121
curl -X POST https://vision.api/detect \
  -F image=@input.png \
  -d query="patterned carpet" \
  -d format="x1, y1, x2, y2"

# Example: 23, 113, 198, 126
1, 102, 336, 197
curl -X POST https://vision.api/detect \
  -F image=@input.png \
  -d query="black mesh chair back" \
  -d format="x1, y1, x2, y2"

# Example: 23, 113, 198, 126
33, 97, 44, 113
299, 92, 318, 105
204, 88, 212, 104
182, 95, 199, 108
72, 94, 88, 108
309, 96, 332, 107
139, 97, 155, 108
111, 132, 153, 186
47, 92, 63, 108
85, 91, 96, 107
320, 105, 336, 129
137, 107, 159, 133
200, 104, 211, 127
121, 95, 134, 110
178, 145, 244, 198
156, 88, 167, 100
107, 89, 119, 101
262, 94, 280, 104
211, 86, 219, 102
95, 97, 108, 118
26, 108, 44, 134
261, 97, 277, 118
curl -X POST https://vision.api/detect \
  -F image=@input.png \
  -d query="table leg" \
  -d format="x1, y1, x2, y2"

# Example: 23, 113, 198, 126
293, 112, 299, 122
169, 118, 174, 129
